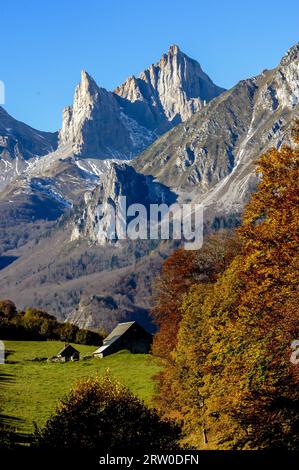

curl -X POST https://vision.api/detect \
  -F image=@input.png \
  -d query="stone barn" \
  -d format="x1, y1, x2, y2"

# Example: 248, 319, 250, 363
57, 344, 80, 362
93, 321, 152, 358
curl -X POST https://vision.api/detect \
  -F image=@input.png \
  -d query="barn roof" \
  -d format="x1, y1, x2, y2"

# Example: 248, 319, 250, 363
103, 321, 136, 345
93, 321, 137, 355
92, 344, 111, 355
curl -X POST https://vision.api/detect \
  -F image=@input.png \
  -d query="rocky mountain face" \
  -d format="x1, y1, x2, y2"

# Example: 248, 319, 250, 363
0, 45, 223, 257
133, 42, 299, 218
0, 109, 59, 256
58, 71, 153, 159
58, 46, 224, 159
115, 44, 225, 133
0, 106, 57, 190
0, 42, 298, 331
71, 162, 177, 245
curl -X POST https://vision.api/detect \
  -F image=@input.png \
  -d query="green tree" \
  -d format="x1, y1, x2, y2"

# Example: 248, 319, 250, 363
58, 322, 79, 343
75, 328, 103, 345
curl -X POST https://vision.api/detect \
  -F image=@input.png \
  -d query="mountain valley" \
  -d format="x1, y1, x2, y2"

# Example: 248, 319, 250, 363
0, 42, 298, 330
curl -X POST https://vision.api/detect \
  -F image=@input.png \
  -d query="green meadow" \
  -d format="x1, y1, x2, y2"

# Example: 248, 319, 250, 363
0, 340, 162, 437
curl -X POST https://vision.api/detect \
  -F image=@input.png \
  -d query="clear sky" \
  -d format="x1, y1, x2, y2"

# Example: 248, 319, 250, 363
2, 0, 299, 132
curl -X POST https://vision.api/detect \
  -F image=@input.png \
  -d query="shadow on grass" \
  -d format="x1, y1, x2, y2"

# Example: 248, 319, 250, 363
4, 349, 18, 364
0, 372, 15, 385
0, 371, 32, 446
0, 414, 32, 447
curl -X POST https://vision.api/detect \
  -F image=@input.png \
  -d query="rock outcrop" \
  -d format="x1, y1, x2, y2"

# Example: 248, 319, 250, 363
71, 162, 177, 244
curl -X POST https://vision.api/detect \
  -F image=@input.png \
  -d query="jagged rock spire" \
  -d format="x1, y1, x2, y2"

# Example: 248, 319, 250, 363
115, 45, 225, 128
59, 47, 225, 158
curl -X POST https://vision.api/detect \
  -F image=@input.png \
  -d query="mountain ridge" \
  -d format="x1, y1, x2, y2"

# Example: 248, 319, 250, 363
58, 45, 225, 159
0, 45, 225, 259
133, 42, 299, 216
0, 42, 298, 330
0, 106, 58, 190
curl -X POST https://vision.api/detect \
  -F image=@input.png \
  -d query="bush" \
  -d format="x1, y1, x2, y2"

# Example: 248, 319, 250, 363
0, 423, 18, 449
58, 322, 79, 343
33, 375, 181, 452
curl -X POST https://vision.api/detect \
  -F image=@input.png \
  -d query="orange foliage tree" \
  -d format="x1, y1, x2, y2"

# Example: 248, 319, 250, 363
152, 233, 241, 359
151, 232, 241, 412
168, 123, 299, 449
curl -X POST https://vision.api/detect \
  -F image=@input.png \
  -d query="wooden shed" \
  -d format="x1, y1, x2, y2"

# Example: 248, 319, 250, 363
57, 344, 80, 362
93, 321, 152, 358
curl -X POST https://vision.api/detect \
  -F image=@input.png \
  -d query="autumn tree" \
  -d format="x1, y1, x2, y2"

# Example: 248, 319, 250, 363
151, 248, 198, 359
169, 124, 299, 449
0, 300, 17, 320
22, 308, 59, 339
152, 232, 241, 412
152, 232, 241, 359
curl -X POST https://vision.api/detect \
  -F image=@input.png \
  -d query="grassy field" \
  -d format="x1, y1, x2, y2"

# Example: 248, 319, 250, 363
0, 340, 162, 437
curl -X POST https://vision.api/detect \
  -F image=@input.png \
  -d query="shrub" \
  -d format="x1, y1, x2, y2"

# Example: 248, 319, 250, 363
34, 375, 181, 452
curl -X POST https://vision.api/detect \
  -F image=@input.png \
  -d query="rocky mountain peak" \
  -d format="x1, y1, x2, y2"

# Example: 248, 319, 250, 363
255, 41, 299, 112
158, 44, 182, 63
280, 42, 299, 67
59, 69, 138, 157
77, 70, 99, 99
81, 69, 95, 83
73, 70, 100, 112
115, 45, 225, 132
58, 47, 225, 159
168, 44, 180, 55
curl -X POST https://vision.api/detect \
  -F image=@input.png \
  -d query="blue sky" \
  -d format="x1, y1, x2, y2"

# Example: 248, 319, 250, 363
2, 0, 299, 131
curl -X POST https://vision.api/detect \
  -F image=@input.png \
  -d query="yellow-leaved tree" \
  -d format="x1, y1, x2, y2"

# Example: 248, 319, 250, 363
168, 123, 299, 449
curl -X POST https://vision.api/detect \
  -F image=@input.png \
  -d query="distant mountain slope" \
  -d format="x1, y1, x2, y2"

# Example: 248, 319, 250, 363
0, 106, 57, 190
0, 212, 174, 330
0, 43, 298, 331
133, 43, 299, 220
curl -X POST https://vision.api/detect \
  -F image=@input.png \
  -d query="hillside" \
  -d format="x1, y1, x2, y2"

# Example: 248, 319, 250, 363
0, 341, 161, 437
0, 42, 298, 332
133, 43, 299, 217
0, 217, 175, 329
